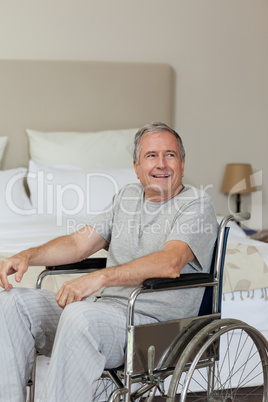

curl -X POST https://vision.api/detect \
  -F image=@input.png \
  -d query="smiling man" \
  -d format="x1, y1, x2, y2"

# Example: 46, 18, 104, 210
133, 126, 185, 202
0, 122, 217, 401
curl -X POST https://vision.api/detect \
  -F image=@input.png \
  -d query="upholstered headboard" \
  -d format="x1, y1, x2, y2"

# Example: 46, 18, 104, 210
0, 60, 174, 169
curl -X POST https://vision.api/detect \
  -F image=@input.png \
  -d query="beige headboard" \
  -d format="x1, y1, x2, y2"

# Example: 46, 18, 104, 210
0, 60, 174, 170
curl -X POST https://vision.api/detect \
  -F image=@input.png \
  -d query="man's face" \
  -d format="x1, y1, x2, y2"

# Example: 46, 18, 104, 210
133, 130, 185, 202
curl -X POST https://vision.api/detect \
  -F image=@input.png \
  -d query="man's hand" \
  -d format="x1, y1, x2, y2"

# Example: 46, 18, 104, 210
55, 270, 105, 308
0, 254, 29, 291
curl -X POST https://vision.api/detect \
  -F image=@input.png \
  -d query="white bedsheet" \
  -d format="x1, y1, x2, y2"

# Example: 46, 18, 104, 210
0, 214, 92, 254
221, 222, 268, 333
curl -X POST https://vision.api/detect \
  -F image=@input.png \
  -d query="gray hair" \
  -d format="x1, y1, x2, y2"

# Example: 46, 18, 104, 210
133, 122, 185, 164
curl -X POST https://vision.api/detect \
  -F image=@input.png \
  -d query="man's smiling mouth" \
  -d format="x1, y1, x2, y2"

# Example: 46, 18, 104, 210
152, 174, 171, 178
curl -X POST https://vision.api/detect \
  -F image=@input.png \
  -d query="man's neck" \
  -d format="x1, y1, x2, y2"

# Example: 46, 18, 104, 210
144, 184, 184, 203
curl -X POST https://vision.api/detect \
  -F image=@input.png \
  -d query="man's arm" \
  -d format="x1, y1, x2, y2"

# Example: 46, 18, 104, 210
55, 240, 194, 308
0, 226, 108, 291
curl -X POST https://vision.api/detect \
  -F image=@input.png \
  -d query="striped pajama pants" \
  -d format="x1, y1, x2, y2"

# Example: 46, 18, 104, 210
0, 288, 157, 402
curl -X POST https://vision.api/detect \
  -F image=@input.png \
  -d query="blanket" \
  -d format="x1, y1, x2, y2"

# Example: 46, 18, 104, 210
223, 243, 268, 298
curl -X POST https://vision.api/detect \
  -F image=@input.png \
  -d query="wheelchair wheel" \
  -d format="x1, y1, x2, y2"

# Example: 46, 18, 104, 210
92, 371, 166, 401
92, 371, 119, 402
167, 318, 268, 402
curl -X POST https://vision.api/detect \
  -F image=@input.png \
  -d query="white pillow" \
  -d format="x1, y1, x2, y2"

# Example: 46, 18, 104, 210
0, 168, 33, 218
27, 160, 139, 221
0, 136, 8, 166
26, 128, 137, 169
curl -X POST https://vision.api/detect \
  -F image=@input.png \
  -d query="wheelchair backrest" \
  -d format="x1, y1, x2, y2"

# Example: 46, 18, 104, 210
198, 226, 230, 316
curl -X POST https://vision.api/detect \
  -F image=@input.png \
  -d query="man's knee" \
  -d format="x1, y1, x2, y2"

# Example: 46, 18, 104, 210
57, 301, 116, 342
0, 288, 59, 321
55, 301, 126, 366
59, 301, 96, 331
0, 288, 31, 310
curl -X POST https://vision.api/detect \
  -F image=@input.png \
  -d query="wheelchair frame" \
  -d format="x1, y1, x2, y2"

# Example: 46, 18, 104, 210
28, 213, 268, 402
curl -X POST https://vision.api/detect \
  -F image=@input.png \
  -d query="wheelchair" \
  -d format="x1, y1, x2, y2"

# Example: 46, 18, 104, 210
27, 213, 268, 401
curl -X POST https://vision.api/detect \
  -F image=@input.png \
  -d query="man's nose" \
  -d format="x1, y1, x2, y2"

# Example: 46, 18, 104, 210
156, 155, 166, 169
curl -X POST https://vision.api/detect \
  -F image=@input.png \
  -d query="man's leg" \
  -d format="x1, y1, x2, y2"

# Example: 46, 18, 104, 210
0, 288, 62, 402
38, 299, 157, 402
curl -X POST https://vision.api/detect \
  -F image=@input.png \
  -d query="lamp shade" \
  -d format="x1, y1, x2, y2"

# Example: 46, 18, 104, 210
221, 163, 256, 194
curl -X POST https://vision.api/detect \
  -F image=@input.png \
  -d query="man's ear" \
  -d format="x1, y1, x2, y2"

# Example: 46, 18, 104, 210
133, 160, 139, 179
181, 158, 185, 177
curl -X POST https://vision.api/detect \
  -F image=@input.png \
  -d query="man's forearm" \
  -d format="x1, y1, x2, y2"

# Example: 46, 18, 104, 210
26, 225, 107, 267
24, 235, 83, 267
100, 240, 194, 288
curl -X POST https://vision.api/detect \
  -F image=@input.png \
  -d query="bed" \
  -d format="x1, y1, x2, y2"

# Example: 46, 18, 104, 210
0, 60, 267, 398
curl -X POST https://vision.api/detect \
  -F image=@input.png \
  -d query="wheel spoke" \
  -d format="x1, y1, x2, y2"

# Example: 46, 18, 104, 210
167, 319, 268, 402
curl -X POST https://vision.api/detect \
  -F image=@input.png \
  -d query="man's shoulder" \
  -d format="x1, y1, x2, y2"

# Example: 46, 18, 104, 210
176, 185, 214, 206
180, 185, 211, 198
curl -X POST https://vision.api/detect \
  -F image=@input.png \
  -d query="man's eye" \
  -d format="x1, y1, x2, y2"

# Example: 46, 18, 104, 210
167, 153, 175, 157
147, 154, 155, 158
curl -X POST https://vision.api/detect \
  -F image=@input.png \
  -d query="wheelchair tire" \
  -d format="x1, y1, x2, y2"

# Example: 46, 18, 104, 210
92, 371, 118, 402
167, 318, 268, 402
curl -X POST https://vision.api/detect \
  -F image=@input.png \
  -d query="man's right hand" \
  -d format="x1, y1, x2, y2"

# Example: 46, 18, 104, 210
0, 254, 29, 291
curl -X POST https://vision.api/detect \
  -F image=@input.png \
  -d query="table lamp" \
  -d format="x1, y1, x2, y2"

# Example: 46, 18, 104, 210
221, 163, 256, 214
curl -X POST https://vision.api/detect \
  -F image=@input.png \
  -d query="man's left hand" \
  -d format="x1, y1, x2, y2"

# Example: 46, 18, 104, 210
55, 270, 104, 308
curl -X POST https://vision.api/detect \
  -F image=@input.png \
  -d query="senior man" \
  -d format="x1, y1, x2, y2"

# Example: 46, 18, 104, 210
0, 122, 217, 401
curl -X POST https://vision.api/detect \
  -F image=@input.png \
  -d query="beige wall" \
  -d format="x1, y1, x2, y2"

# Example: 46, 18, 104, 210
0, 0, 267, 228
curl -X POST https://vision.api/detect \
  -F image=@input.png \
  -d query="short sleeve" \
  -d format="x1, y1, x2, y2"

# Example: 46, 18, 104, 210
87, 197, 116, 243
166, 191, 218, 271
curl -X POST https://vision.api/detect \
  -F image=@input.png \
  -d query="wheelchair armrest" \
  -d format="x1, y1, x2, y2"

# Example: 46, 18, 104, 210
45, 257, 107, 271
142, 273, 214, 290
36, 258, 107, 289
